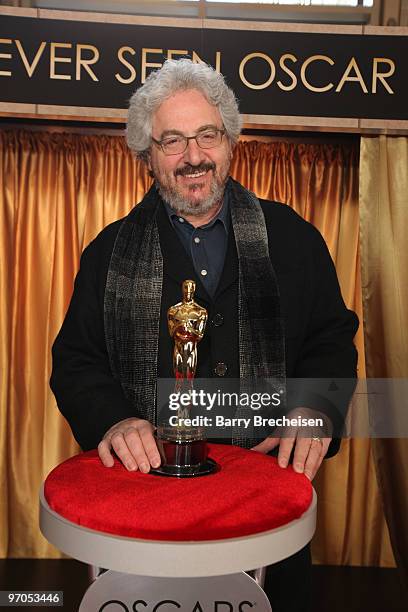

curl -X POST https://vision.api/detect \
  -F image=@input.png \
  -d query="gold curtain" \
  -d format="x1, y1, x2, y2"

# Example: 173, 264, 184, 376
0, 130, 393, 565
0, 131, 152, 557
359, 136, 408, 588
232, 140, 394, 566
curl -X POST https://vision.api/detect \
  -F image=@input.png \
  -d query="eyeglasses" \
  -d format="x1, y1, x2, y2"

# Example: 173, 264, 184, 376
151, 128, 226, 156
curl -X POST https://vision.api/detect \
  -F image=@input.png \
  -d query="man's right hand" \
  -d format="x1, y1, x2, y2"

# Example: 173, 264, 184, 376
97, 417, 161, 473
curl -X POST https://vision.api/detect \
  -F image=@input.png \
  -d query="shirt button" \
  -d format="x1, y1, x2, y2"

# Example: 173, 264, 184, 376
178, 217, 184, 223
194, 237, 200, 244
212, 313, 224, 327
201, 269, 208, 276
214, 362, 228, 377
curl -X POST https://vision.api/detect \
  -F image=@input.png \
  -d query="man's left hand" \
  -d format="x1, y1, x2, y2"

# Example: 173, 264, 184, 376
251, 407, 333, 481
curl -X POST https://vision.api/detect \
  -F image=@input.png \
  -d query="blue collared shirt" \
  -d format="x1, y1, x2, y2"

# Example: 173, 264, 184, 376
163, 192, 229, 298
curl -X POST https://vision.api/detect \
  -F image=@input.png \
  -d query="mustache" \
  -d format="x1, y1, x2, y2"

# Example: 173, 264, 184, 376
175, 162, 216, 177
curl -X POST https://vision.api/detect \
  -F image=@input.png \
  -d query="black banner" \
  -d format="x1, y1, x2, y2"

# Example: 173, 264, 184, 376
0, 14, 407, 120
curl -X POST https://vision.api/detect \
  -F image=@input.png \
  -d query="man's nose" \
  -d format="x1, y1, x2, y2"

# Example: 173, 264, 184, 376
182, 138, 206, 165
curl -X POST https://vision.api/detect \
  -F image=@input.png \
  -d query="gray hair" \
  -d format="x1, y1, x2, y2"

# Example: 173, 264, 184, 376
126, 58, 242, 162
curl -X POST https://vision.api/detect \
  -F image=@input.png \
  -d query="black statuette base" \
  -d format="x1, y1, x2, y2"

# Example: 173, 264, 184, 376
152, 431, 219, 478
150, 458, 218, 478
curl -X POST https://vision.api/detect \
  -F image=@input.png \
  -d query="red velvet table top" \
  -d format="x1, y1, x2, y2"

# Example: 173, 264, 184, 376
44, 444, 312, 542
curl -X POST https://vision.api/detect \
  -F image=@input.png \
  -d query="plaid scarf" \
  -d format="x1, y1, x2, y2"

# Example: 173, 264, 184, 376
104, 177, 285, 447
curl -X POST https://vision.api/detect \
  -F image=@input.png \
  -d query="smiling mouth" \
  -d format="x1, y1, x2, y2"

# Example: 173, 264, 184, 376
182, 170, 208, 179
176, 164, 215, 180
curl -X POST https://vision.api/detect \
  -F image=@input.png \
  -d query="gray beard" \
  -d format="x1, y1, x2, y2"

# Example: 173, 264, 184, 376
156, 177, 226, 217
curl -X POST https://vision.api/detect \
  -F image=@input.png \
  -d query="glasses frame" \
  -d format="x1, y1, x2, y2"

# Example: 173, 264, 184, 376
151, 128, 226, 156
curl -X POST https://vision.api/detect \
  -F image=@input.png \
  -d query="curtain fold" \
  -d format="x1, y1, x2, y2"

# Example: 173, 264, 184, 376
359, 136, 408, 590
0, 130, 393, 566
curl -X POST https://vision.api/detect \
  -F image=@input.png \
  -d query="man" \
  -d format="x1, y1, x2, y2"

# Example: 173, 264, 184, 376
50, 58, 358, 611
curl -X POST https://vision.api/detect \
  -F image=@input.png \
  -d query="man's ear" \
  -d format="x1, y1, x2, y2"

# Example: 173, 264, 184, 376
145, 151, 154, 178
146, 151, 152, 171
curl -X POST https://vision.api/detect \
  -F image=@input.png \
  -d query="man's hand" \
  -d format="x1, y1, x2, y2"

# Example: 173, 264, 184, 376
98, 417, 161, 473
251, 407, 333, 480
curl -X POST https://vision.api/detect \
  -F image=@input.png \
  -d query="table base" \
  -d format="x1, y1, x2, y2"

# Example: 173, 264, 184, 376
79, 570, 272, 611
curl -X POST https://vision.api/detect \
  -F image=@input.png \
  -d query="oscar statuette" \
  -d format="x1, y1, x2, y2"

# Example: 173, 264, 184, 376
152, 280, 219, 477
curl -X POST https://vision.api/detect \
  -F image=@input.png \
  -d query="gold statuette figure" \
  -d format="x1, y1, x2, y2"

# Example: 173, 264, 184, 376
168, 279, 207, 393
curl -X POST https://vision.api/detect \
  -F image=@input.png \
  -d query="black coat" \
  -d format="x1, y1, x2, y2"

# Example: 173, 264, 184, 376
50, 197, 358, 457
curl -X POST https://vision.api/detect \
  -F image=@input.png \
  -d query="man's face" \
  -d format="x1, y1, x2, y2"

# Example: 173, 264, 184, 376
148, 89, 233, 216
